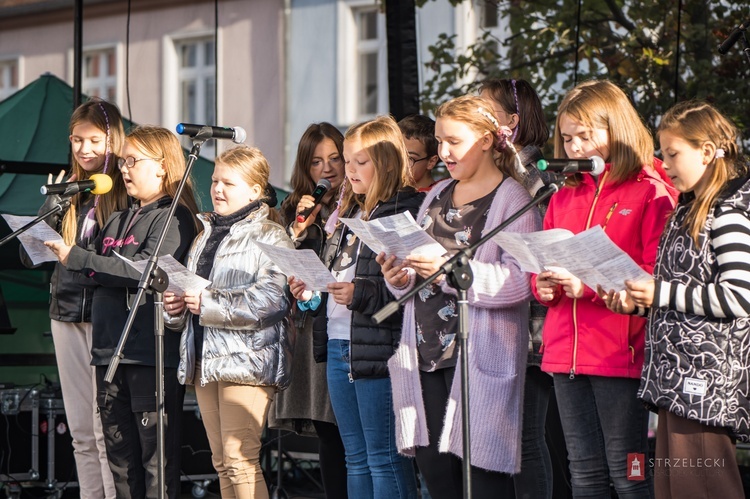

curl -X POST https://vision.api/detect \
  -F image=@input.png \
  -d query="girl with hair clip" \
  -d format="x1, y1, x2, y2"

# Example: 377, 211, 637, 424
599, 101, 750, 499
166, 146, 295, 499
269, 122, 349, 498
378, 94, 542, 499
21, 98, 128, 499
45, 125, 200, 499
287, 115, 423, 499
480, 77, 559, 499
531, 80, 678, 499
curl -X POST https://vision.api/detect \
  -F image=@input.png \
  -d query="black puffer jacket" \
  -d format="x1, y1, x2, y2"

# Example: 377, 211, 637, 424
20, 193, 99, 323
312, 187, 424, 379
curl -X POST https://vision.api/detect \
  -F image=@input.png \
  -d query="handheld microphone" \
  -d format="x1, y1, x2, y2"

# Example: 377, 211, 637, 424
175, 123, 247, 144
718, 20, 749, 55
40, 174, 113, 196
296, 179, 332, 223
536, 156, 606, 175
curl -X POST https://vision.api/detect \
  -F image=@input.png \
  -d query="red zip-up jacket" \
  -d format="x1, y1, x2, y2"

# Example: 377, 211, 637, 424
531, 161, 677, 379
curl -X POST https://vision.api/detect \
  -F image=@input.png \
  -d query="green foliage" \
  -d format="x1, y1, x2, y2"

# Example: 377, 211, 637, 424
420, 0, 750, 144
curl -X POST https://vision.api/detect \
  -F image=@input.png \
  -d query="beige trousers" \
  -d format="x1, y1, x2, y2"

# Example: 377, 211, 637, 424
195, 372, 275, 499
51, 319, 116, 499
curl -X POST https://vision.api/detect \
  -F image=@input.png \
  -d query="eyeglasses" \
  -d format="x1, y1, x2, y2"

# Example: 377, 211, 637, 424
117, 156, 159, 170
408, 156, 431, 167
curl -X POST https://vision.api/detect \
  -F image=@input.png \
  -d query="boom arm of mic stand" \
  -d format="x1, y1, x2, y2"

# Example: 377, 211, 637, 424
372, 179, 563, 324
0, 197, 71, 247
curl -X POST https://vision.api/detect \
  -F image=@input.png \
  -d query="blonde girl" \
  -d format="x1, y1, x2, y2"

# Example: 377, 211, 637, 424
20, 98, 128, 499
288, 115, 422, 499
379, 94, 541, 499
532, 80, 678, 498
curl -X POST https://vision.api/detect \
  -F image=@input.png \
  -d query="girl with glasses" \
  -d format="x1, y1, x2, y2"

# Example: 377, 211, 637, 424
46, 125, 200, 499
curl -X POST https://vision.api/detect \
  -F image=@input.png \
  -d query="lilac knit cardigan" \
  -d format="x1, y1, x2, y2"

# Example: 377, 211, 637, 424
387, 177, 541, 474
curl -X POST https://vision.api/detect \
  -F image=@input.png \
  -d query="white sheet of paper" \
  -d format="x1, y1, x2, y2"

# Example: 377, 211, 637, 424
491, 228, 575, 274
255, 241, 335, 292
113, 252, 211, 294
339, 212, 446, 261
545, 225, 652, 291
2, 214, 64, 266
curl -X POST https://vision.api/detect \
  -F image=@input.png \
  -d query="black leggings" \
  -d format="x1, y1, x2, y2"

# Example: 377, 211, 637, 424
416, 367, 514, 499
312, 419, 348, 499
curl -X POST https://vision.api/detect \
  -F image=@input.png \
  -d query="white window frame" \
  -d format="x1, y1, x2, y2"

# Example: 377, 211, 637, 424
0, 57, 22, 102
163, 32, 219, 159
82, 46, 118, 103
67, 43, 123, 106
336, 0, 389, 126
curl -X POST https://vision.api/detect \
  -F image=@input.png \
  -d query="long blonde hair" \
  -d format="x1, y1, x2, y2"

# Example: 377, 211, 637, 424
658, 100, 746, 244
435, 94, 520, 181
554, 80, 655, 186
126, 126, 201, 230
61, 99, 129, 245
215, 146, 282, 224
338, 115, 414, 220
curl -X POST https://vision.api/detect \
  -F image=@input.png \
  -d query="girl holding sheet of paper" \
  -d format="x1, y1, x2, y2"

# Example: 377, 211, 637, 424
45, 125, 200, 498
288, 115, 423, 499
378, 94, 541, 499
269, 122, 349, 499
600, 101, 750, 499
166, 145, 294, 499
20, 98, 129, 499
531, 80, 677, 499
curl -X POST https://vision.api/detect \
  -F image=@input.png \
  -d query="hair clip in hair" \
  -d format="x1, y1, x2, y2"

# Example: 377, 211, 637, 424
715, 148, 725, 159
477, 107, 500, 129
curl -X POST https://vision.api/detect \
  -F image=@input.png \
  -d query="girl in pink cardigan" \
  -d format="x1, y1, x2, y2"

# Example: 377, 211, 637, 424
378, 95, 541, 499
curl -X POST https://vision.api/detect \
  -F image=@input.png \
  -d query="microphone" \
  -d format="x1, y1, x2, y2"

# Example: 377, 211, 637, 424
40, 174, 113, 196
296, 179, 332, 223
175, 123, 247, 144
536, 156, 606, 175
718, 20, 749, 55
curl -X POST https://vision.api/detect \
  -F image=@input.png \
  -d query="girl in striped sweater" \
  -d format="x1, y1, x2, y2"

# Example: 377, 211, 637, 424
600, 100, 750, 499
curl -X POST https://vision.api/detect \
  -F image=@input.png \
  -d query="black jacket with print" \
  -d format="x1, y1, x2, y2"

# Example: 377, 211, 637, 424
639, 175, 750, 442
65, 196, 197, 367
312, 187, 425, 379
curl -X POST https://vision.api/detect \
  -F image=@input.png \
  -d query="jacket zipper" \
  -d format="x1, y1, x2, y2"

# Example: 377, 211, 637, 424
571, 170, 609, 378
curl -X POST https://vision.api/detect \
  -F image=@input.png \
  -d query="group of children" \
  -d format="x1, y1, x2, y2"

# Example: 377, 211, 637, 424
26, 74, 749, 499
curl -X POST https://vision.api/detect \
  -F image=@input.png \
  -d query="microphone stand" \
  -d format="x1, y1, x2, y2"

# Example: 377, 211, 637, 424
372, 178, 565, 499
0, 197, 71, 248
104, 136, 206, 499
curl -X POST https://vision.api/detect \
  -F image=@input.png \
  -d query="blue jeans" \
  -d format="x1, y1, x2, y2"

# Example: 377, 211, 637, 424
327, 339, 418, 499
514, 365, 553, 499
553, 374, 653, 499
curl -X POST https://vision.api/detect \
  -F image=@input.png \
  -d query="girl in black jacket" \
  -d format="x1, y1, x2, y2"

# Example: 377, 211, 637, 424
288, 116, 423, 499
21, 99, 129, 499
46, 125, 200, 499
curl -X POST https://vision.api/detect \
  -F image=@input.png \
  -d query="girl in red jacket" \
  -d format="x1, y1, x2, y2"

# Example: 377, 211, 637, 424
532, 80, 677, 498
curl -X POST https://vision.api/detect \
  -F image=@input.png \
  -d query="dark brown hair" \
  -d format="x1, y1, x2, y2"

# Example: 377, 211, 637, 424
279, 122, 344, 225
479, 78, 548, 148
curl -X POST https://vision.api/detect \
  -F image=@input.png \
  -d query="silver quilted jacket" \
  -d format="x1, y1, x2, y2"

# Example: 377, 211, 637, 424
174, 204, 295, 388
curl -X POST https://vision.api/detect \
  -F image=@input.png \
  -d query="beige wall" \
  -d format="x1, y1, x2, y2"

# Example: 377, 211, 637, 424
0, 0, 286, 188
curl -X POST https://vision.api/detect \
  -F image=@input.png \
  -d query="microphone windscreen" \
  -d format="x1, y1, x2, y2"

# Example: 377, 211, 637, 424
90, 174, 113, 195
233, 127, 247, 144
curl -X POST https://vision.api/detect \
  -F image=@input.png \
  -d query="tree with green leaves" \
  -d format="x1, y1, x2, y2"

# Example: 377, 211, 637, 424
420, 0, 750, 147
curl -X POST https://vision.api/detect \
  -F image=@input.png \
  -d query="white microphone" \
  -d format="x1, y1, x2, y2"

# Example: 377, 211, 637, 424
536, 156, 605, 175
175, 123, 247, 144
41, 174, 113, 196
